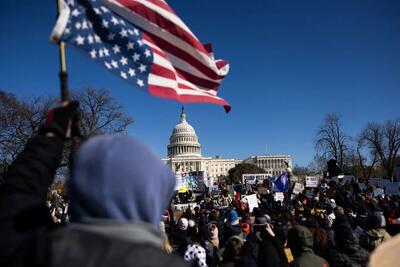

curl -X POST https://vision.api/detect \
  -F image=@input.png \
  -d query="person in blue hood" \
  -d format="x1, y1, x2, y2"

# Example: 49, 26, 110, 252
0, 102, 188, 267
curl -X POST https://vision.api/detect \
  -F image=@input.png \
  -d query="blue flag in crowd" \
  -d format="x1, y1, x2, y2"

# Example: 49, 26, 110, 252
274, 172, 289, 192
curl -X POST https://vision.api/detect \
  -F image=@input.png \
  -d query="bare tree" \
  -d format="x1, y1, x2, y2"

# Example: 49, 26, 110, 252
359, 119, 400, 181
315, 113, 349, 170
356, 136, 378, 180
0, 92, 56, 174
0, 88, 133, 177
72, 88, 133, 136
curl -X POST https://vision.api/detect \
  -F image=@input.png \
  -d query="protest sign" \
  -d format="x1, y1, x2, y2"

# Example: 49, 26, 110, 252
242, 173, 269, 185
175, 172, 182, 191
293, 182, 305, 195
245, 194, 259, 212
274, 192, 285, 202
172, 203, 199, 211
305, 176, 319, 188
373, 188, 385, 198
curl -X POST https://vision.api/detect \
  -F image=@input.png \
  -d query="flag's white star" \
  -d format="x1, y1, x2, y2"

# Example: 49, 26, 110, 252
119, 19, 126, 25
104, 61, 112, 69
82, 20, 88, 29
144, 49, 151, 58
127, 42, 134, 50
75, 35, 85, 45
137, 39, 144, 46
139, 64, 147, 73
111, 60, 118, 68
137, 79, 144, 87
111, 16, 119, 25
120, 56, 128, 65
101, 6, 110, 13
99, 49, 104, 58
75, 22, 81, 30
89, 49, 97, 59
133, 29, 140, 36
132, 53, 140, 62
88, 21, 93, 28
107, 33, 115, 41
94, 35, 101, 43
67, 0, 75, 5
93, 7, 101, 14
120, 71, 127, 79
102, 19, 109, 28
87, 35, 94, 44
71, 9, 80, 17
112, 45, 121, 54
128, 68, 136, 77
127, 29, 134, 35
64, 28, 71, 34
119, 29, 128, 38
103, 48, 110, 56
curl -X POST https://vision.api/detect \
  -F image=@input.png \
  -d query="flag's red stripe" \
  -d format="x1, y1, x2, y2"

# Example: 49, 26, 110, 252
143, 0, 176, 15
150, 46, 219, 90
145, 32, 225, 81
175, 68, 220, 90
116, 0, 208, 55
151, 64, 176, 80
148, 84, 231, 111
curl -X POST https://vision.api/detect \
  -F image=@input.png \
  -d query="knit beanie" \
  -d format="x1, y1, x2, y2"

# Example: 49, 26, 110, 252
227, 210, 239, 225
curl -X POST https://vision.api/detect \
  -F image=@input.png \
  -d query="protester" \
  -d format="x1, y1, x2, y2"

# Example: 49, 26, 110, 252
359, 211, 391, 251
287, 225, 329, 267
0, 102, 187, 267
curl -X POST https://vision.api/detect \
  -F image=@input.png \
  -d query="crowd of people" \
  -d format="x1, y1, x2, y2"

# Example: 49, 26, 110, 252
0, 101, 399, 267
158, 178, 400, 267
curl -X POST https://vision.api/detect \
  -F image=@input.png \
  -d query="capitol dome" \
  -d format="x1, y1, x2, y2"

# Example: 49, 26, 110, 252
167, 108, 201, 158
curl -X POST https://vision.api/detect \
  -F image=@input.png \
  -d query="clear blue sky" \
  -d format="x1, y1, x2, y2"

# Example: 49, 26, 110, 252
1, 1, 399, 166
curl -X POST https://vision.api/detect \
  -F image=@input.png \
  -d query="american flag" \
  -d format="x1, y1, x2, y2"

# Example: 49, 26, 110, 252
51, 0, 231, 112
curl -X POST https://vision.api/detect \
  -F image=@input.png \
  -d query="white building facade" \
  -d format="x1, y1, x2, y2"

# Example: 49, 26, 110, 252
243, 155, 292, 176
163, 110, 292, 178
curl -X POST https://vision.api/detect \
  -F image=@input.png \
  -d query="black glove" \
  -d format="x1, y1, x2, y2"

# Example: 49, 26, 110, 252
40, 101, 81, 139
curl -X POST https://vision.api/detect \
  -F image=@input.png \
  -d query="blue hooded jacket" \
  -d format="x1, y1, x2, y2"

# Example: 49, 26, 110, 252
69, 135, 175, 227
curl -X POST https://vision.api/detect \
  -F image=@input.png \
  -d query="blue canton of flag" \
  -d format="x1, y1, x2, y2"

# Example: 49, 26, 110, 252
273, 172, 289, 192
52, 0, 153, 89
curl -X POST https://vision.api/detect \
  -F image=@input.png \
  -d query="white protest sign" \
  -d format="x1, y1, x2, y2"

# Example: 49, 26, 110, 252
172, 203, 199, 211
175, 172, 183, 191
305, 176, 319, 188
245, 194, 259, 212
293, 182, 305, 195
242, 173, 269, 184
274, 192, 285, 202
373, 188, 385, 198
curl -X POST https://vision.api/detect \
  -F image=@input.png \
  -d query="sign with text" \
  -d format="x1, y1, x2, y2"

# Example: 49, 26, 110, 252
305, 176, 319, 188
293, 182, 305, 195
245, 194, 259, 212
242, 173, 270, 185
274, 192, 285, 202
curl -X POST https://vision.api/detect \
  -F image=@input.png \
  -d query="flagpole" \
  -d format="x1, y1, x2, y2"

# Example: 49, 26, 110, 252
57, 0, 69, 102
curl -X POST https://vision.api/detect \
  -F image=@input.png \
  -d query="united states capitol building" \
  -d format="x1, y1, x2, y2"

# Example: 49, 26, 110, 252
162, 109, 292, 178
